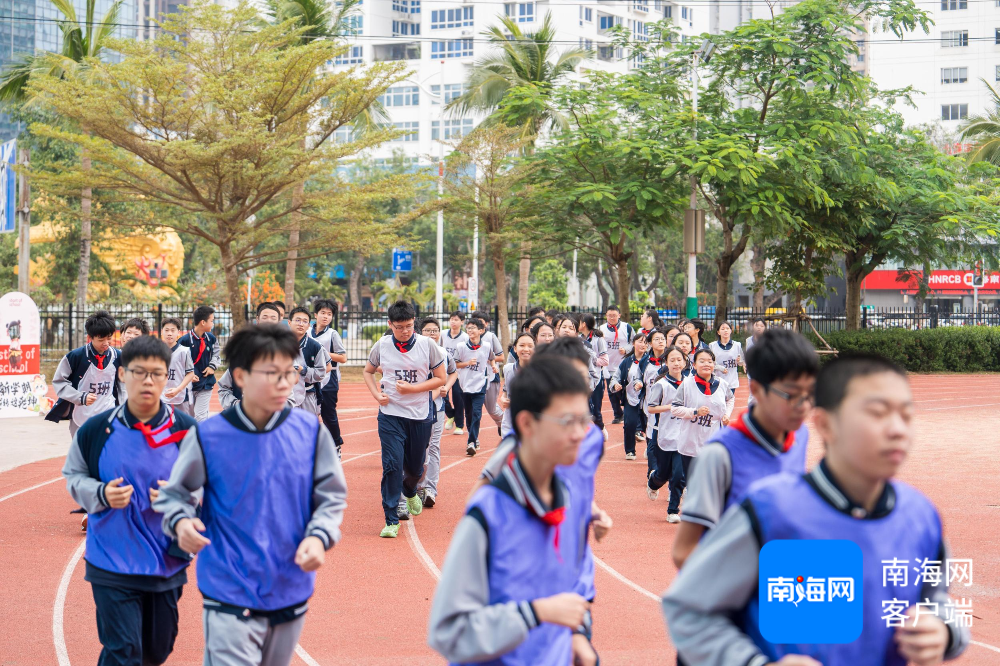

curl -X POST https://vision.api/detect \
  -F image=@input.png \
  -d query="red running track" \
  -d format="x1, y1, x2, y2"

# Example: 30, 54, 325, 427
4, 376, 999, 664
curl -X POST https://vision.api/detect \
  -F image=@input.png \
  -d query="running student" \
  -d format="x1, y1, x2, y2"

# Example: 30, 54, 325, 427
177, 306, 220, 421
310, 299, 347, 456
531, 320, 555, 345
63, 336, 196, 666
429, 356, 599, 666
160, 317, 196, 417
638, 308, 661, 337
639, 328, 668, 461
600, 305, 633, 425
218, 302, 281, 410
610, 333, 648, 460
673, 332, 694, 361
117, 318, 149, 402
664, 348, 731, 523
442, 311, 469, 436
48, 310, 121, 438
673, 328, 817, 567
745, 317, 767, 408
287, 306, 329, 415
364, 300, 447, 538
644, 345, 687, 481
154, 324, 347, 666
709, 321, 745, 415
415, 317, 458, 510
683, 319, 709, 351
498, 331, 535, 437
273, 300, 287, 322
454, 316, 500, 456
578, 314, 609, 440
662, 354, 970, 665
470, 309, 505, 436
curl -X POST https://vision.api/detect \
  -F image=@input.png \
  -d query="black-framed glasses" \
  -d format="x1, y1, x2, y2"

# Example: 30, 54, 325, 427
533, 412, 593, 430
124, 367, 168, 382
764, 384, 815, 408
246, 368, 298, 385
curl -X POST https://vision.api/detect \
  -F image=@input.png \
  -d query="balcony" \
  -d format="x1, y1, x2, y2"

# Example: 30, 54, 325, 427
373, 43, 421, 61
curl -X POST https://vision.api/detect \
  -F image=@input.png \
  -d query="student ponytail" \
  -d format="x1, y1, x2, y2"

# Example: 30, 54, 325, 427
644, 308, 662, 328
580, 313, 603, 337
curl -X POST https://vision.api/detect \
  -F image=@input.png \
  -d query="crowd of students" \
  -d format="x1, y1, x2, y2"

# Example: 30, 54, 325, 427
47, 301, 971, 666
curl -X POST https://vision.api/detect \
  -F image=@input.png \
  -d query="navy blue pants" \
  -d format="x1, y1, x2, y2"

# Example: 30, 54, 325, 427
590, 381, 606, 430
646, 427, 658, 474
319, 386, 343, 447
462, 390, 486, 444
649, 450, 692, 513
444, 380, 465, 428
91, 583, 182, 666
606, 378, 624, 420
623, 402, 642, 455
378, 412, 432, 525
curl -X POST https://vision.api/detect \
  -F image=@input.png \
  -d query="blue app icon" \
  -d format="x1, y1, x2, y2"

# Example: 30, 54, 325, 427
759, 539, 863, 644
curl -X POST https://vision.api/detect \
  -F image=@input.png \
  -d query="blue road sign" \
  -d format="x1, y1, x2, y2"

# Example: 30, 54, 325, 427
393, 249, 413, 272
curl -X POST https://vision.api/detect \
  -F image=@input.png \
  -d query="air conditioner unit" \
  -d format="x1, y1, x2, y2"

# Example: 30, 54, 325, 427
460, 30, 473, 36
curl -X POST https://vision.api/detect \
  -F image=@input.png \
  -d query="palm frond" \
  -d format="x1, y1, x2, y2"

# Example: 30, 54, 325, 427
0, 53, 42, 103
92, 0, 124, 57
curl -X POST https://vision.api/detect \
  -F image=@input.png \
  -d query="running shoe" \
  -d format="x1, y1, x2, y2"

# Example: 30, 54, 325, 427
454, 427, 465, 436
646, 483, 658, 501
397, 500, 410, 521
407, 493, 423, 516
380, 524, 400, 538
612, 417, 623, 425
445, 417, 455, 431
666, 513, 680, 524
625, 452, 636, 460
81, 514, 88, 532
466, 442, 477, 456
636, 431, 646, 441
602, 427, 608, 442
423, 492, 436, 508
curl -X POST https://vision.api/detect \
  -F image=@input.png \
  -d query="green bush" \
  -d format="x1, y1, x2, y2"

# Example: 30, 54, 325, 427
806, 327, 1000, 372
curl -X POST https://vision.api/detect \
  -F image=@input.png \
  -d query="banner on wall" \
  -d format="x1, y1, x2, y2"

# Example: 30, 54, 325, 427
0, 291, 51, 418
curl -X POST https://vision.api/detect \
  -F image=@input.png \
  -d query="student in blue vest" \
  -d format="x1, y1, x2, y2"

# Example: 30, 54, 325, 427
364, 300, 447, 539
310, 299, 347, 455
217, 302, 281, 410
48, 310, 121, 438
429, 356, 599, 666
154, 324, 348, 666
177, 305, 220, 421
62, 335, 196, 666
662, 354, 971, 666
672, 328, 818, 569
287, 306, 329, 416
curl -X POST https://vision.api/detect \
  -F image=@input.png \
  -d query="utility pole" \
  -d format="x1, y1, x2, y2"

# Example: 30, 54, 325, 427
684, 39, 715, 320
435, 141, 444, 313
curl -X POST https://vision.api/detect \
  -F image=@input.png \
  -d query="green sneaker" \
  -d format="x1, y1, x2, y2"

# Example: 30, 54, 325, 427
407, 493, 423, 516
379, 523, 399, 538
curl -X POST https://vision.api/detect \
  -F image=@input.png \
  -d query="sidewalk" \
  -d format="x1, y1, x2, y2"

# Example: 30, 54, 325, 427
0, 416, 70, 473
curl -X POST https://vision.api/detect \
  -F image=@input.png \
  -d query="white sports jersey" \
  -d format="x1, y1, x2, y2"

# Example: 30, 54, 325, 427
310, 325, 346, 388
441, 329, 469, 360
428, 342, 455, 411
454, 340, 494, 394
500, 361, 519, 436
480, 331, 503, 382
368, 334, 442, 421
709, 339, 744, 391
72, 348, 120, 428
623, 359, 644, 407
671, 374, 728, 456
581, 334, 608, 391
648, 375, 684, 450
164, 344, 195, 406
599, 321, 633, 378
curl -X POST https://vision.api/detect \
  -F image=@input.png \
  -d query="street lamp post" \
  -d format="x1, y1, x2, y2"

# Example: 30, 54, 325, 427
684, 39, 714, 320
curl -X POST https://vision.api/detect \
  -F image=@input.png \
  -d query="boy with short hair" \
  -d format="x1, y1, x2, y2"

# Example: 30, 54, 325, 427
416, 317, 458, 509
217, 304, 281, 410
160, 318, 197, 418
63, 335, 196, 666
177, 305, 220, 421
287, 306, 329, 415
48, 310, 121, 437
154, 324, 348, 666
662, 354, 970, 666
310, 299, 347, 455
364, 300, 447, 538
442, 311, 468, 435
454, 317, 501, 457
672, 328, 818, 568
428, 356, 598, 666
273, 300, 287, 322
599, 305, 633, 425
116, 318, 150, 404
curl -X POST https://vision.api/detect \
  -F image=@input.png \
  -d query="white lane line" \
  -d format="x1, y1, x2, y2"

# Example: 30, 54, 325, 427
972, 641, 1000, 654
52, 540, 86, 666
341, 449, 380, 465
593, 556, 660, 602
0, 476, 62, 503
294, 645, 324, 666
406, 521, 442, 580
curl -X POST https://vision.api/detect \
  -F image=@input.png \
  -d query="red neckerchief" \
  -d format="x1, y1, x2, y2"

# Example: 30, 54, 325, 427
392, 334, 416, 354
610, 323, 619, 343
641, 328, 653, 337
504, 452, 566, 554
132, 409, 188, 448
647, 355, 662, 367
189, 330, 206, 364
731, 410, 795, 452
694, 374, 713, 395
91, 344, 108, 370
468, 340, 482, 351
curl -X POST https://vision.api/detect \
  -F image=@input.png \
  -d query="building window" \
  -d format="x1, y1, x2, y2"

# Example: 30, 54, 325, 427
579, 38, 593, 50
633, 0, 649, 12
997, 28, 1000, 44
631, 20, 648, 41
392, 0, 420, 14
940, 0, 967, 8
392, 122, 420, 142
664, 5, 672, 18
941, 103, 969, 120
431, 39, 474, 58
431, 7, 473, 29
333, 45, 363, 65
579, 7, 592, 24
432, 118, 474, 140
941, 30, 969, 47
379, 86, 420, 107
598, 14, 620, 30
941, 67, 968, 84
597, 45, 616, 61
996, 64, 1000, 81
333, 125, 356, 143
504, 3, 535, 23
392, 20, 420, 36
343, 15, 363, 34
431, 83, 465, 104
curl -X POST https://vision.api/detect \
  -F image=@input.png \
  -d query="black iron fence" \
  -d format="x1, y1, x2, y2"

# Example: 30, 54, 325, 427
37, 303, 1000, 366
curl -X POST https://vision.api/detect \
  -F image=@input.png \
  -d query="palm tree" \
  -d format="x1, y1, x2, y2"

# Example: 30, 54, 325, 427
447, 12, 589, 311
960, 80, 1000, 165
0, 0, 122, 318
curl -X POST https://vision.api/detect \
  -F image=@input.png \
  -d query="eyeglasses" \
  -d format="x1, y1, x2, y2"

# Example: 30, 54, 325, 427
124, 367, 168, 382
246, 368, 299, 385
765, 384, 815, 408
534, 412, 593, 430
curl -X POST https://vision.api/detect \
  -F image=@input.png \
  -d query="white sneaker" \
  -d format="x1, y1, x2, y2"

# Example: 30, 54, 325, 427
602, 427, 608, 442
454, 427, 465, 436
666, 513, 680, 523
397, 501, 410, 521
625, 452, 636, 460
445, 417, 455, 431
646, 484, 658, 501
643, 446, 648, 459
466, 442, 477, 456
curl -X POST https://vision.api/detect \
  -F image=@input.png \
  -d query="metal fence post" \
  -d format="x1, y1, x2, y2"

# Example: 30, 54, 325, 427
334, 303, 340, 332
930, 305, 939, 329
493, 305, 499, 332
156, 303, 163, 334
67, 302, 73, 350
862, 307, 868, 330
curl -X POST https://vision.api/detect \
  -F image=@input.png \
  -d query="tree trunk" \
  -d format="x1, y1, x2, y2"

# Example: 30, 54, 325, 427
517, 242, 530, 311
844, 250, 863, 331
492, 252, 510, 350
283, 182, 304, 307
221, 243, 245, 329
751, 242, 766, 310
616, 258, 630, 318
714, 255, 733, 332
594, 266, 609, 313
914, 260, 931, 315
605, 260, 619, 305
75, 152, 92, 344
348, 253, 365, 310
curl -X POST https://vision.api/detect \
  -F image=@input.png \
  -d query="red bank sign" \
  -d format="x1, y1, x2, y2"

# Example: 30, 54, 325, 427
862, 270, 1000, 293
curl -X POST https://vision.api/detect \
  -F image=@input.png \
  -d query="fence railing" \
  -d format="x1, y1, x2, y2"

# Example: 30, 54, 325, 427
37, 303, 1000, 366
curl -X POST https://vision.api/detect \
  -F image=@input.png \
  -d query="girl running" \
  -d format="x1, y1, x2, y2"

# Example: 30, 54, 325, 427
673, 332, 695, 365
639, 329, 668, 461
610, 333, 648, 460
578, 313, 610, 439
745, 317, 767, 407
498, 332, 535, 437
684, 319, 710, 351
708, 320, 745, 416
664, 325, 681, 347
645, 346, 688, 498
639, 308, 662, 337
531, 320, 556, 345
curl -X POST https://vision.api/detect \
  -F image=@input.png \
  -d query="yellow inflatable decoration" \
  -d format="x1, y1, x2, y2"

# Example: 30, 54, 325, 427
17, 221, 185, 300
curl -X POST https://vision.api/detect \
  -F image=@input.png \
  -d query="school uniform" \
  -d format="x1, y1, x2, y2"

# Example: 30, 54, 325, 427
599, 321, 633, 421
480, 331, 505, 429
429, 452, 595, 665
680, 409, 808, 533
709, 339, 744, 412
454, 340, 495, 446
153, 403, 347, 666
662, 460, 971, 666
310, 324, 347, 448
442, 330, 469, 429
666, 374, 728, 516
177, 329, 221, 421
639, 354, 664, 450
745, 334, 760, 407
368, 333, 442, 526
581, 333, 609, 430
163, 343, 196, 417
499, 361, 519, 438
611, 355, 645, 456
646, 373, 683, 485
47, 343, 121, 437
62, 402, 196, 666
216, 369, 241, 411
289, 333, 328, 415
418, 343, 456, 500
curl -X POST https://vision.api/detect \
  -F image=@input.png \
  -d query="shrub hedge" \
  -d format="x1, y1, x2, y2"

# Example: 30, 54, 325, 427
805, 327, 1000, 373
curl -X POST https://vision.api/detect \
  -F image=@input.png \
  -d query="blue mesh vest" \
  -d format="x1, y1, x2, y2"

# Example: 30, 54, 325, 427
742, 474, 942, 665
196, 409, 319, 610
462, 473, 591, 666
712, 421, 808, 514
